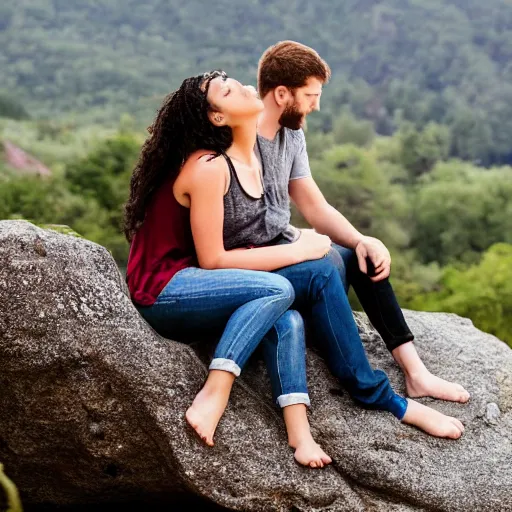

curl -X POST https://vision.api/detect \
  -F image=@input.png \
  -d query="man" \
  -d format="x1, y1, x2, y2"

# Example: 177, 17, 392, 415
255, 40, 469, 403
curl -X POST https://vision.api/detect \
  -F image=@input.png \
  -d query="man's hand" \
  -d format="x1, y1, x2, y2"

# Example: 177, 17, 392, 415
355, 236, 391, 282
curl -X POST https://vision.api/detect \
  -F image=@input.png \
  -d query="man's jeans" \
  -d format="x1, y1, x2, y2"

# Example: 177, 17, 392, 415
330, 244, 414, 352
273, 257, 408, 420
136, 267, 310, 408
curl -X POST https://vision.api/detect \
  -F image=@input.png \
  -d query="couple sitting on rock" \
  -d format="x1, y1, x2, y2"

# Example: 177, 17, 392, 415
125, 41, 470, 469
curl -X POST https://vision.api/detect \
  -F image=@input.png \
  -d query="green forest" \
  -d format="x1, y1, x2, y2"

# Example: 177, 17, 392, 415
1, 0, 511, 347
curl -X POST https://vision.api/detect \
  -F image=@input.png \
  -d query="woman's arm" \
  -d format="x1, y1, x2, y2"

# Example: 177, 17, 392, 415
185, 156, 328, 271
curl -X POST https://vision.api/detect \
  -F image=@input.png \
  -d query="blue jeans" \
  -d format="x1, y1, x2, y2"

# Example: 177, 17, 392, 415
273, 256, 408, 420
136, 267, 310, 408
329, 244, 415, 352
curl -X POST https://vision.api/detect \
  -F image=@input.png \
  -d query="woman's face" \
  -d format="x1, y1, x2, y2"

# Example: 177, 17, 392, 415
206, 75, 263, 127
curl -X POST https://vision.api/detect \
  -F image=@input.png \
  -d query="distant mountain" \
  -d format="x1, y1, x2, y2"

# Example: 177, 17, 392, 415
3, 0, 512, 162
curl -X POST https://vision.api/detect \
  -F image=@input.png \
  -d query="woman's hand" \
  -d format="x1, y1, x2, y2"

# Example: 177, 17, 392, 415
294, 229, 332, 262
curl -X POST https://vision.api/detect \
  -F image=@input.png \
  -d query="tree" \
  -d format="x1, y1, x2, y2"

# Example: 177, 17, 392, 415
411, 244, 512, 347
411, 161, 512, 265
331, 109, 375, 147
0, 93, 30, 121
308, 144, 410, 251
64, 131, 141, 233
397, 122, 451, 181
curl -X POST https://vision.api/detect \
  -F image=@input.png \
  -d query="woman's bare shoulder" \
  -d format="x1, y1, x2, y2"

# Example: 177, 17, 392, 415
182, 150, 224, 176
176, 150, 227, 200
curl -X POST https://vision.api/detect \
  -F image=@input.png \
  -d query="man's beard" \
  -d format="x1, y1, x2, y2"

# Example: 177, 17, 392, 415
279, 103, 304, 130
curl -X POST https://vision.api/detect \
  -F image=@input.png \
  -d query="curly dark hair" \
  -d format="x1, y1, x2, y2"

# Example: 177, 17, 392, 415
123, 71, 232, 241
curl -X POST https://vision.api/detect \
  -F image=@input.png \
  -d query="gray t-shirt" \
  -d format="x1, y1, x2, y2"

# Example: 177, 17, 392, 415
255, 128, 311, 242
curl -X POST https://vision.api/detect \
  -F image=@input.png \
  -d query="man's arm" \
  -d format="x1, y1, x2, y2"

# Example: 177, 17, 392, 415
289, 176, 391, 281
289, 176, 362, 248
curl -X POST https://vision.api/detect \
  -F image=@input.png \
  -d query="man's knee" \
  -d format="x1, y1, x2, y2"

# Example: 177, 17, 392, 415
303, 256, 340, 299
329, 243, 354, 291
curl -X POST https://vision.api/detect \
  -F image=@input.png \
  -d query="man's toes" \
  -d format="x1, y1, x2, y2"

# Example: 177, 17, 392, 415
448, 425, 463, 439
453, 384, 470, 400
451, 418, 464, 432
310, 461, 317, 468
452, 429, 463, 440
460, 391, 470, 403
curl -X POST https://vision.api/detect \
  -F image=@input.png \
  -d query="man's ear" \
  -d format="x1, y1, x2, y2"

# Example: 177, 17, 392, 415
273, 86, 291, 107
208, 110, 226, 127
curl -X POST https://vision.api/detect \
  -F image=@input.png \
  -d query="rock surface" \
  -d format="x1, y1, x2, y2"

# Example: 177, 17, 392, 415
0, 220, 511, 512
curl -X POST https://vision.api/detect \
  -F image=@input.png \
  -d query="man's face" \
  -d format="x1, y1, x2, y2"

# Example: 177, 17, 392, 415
278, 77, 323, 130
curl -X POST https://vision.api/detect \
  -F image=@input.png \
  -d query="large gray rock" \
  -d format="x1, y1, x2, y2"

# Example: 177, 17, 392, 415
0, 220, 511, 511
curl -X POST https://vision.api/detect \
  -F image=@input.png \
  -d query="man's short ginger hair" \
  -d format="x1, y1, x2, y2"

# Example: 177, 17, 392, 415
257, 41, 331, 99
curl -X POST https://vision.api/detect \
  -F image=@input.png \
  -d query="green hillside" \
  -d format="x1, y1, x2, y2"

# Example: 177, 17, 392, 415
3, 0, 512, 163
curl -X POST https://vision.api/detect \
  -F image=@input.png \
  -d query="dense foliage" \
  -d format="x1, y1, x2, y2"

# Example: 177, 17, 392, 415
4, 0, 512, 163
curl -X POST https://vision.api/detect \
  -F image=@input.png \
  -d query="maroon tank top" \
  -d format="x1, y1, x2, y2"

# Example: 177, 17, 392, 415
126, 176, 197, 306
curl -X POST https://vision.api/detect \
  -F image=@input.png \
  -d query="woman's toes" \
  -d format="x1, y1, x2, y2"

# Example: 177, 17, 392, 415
321, 454, 332, 465
201, 433, 213, 446
310, 461, 317, 468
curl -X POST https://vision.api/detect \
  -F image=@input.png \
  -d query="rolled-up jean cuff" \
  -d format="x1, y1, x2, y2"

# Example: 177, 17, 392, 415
277, 393, 311, 408
209, 358, 241, 377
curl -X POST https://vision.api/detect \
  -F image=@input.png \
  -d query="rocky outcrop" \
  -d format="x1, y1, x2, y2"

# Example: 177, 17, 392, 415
0, 220, 511, 511
1, 141, 52, 177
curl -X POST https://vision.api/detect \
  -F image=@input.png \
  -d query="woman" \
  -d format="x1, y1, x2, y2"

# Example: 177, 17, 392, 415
124, 75, 332, 468
170, 70, 465, 440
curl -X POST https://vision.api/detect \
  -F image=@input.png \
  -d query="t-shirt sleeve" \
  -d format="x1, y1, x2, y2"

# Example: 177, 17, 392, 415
289, 130, 312, 180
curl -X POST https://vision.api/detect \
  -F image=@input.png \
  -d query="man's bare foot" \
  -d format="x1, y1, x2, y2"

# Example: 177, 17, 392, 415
402, 399, 465, 439
406, 371, 470, 403
290, 436, 332, 468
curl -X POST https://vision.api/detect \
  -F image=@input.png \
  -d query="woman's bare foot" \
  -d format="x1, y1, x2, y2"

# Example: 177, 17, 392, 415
402, 399, 465, 439
185, 370, 235, 446
283, 403, 332, 468
406, 371, 470, 403
291, 436, 332, 468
